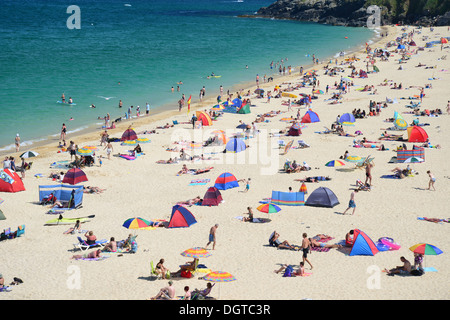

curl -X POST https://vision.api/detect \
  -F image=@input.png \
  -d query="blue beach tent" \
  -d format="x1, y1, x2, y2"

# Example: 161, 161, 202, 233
167, 205, 197, 228
349, 229, 379, 256
225, 138, 246, 153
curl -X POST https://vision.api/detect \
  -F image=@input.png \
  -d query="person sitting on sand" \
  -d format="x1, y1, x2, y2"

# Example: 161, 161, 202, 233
384, 256, 412, 275
173, 258, 199, 277
102, 237, 117, 252
345, 230, 354, 247
274, 262, 307, 276
63, 220, 81, 234
150, 281, 175, 300
243, 207, 254, 222
177, 164, 189, 175
269, 231, 297, 250
296, 176, 331, 183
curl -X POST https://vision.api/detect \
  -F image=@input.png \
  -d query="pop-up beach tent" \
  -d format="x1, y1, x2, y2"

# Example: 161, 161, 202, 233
407, 126, 428, 142
39, 184, 84, 210
338, 113, 355, 125
301, 110, 320, 123
121, 128, 138, 141
0, 169, 25, 193
167, 205, 197, 228
305, 187, 339, 208
288, 123, 302, 136
202, 186, 223, 206
237, 103, 251, 114
349, 229, 379, 256
214, 172, 239, 190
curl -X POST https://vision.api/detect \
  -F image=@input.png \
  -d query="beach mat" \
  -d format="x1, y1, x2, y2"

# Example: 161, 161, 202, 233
310, 246, 331, 252
188, 179, 210, 186
424, 267, 437, 272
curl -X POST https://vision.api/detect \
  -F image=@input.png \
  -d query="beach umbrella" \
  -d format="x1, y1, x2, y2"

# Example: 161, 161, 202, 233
393, 116, 408, 130
313, 90, 324, 94
76, 147, 94, 156
404, 156, 424, 163
136, 138, 151, 143
19, 151, 39, 158
181, 247, 212, 259
325, 160, 345, 167
257, 203, 281, 214
409, 243, 443, 256
121, 140, 137, 146
122, 217, 152, 230
397, 44, 406, 50
62, 168, 88, 185
203, 271, 236, 299
83, 145, 98, 151
345, 155, 363, 163
236, 123, 247, 130
440, 37, 448, 44
211, 104, 225, 111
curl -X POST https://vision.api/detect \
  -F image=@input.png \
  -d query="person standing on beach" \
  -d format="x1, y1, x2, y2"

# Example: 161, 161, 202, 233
60, 123, 67, 142
301, 233, 313, 270
146, 102, 150, 115
365, 163, 373, 186
426, 170, 436, 190
206, 224, 218, 250
14, 134, 20, 152
342, 190, 358, 215
256, 74, 259, 87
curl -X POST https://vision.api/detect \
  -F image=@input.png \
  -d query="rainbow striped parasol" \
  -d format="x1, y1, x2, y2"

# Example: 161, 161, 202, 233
122, 217, 152, 230
203, 271, 236, 283
181, 247, 212, 259
325, 160, 345, 167
409, 243, 443, 256
257, 203, 281, 214
121, 140, 137, 146
76, 147, 94, 156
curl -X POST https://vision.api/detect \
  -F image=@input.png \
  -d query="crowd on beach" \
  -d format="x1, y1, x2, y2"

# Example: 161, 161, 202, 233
1, 24, 449, 299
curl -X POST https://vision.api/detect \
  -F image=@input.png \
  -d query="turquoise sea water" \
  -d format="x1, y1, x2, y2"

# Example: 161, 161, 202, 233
0, 0, 375, 151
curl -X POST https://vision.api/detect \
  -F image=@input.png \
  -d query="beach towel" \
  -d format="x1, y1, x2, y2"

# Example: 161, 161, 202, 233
34, 173, 44, 178
119, 154, 136, 160
80, 256, 110, 261
417, 217, 448, 223
423, 267, 438, 272
234, 216, 271, 223
188, 179, 210, 186
310, 246, 331, 252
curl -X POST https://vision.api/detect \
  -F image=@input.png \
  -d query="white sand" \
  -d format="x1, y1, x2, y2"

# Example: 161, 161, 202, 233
1, 25, 449, 300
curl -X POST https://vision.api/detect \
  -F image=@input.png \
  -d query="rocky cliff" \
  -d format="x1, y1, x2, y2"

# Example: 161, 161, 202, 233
252, 0, 450, 27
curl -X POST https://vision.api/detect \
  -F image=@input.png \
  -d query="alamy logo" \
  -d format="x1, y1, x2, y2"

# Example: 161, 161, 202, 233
366, 5, 381, 29
67, 5, 81, 29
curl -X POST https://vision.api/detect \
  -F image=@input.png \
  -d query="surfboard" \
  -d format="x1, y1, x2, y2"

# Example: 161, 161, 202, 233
57, 101, 76, 106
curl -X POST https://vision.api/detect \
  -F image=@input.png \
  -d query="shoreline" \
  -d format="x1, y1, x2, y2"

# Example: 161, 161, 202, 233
1, 25, 386, 159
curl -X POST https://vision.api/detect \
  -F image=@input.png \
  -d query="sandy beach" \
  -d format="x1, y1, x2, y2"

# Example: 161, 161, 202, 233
1, 25, 449, 301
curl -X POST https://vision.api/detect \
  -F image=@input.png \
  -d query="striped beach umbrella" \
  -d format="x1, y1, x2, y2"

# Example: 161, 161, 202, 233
136, 138, 151, 143
122, 217, 152, 230
325, 160, 345, 167
404, 156, 424, 163
345, 155, 363, 163
203, 271, 236, 283
257, 203, 281, 214
76, 147, 94, 156
83, 145, 98, 151
409, 243, 443, 256
121, 140, 137, 146
181, 247, 212, 259
313, 90, 324, 94
19, 150, 39, 158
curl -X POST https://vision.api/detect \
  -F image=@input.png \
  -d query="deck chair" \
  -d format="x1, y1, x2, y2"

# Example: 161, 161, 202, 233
172, 120, 179, 125
4, 228, 13, 239
356, 179, 371, 191
150, 261, 169, 280
73, 236, 107, 251
16, 225, 25, 237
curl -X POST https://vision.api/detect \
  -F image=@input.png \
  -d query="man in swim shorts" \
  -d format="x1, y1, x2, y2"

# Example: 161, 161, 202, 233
342, 190, 358, 215
205, 224, 218, 250
301, 233, 313, 269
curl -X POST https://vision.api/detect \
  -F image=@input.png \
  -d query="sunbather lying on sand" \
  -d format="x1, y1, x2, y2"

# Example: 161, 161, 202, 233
269, 231, 298, 250
83, 186, 106, 194
295, 176, 331, 183
176, 196, 202, 207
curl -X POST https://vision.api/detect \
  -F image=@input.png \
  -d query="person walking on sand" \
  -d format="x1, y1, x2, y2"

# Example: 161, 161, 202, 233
342, 190, 358, 215
14, 134, 20, 152
301, 233, 313, 270
365, 162, 373, 186
206, 224, 218, 250
427, 170, 436, 190
60, 123, 67, 142
238, 177, 251, 193
104, 141, 113, 160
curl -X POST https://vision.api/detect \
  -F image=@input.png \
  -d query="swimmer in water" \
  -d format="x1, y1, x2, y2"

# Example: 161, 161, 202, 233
68, 97, 73, 104
61, 93, 65, 103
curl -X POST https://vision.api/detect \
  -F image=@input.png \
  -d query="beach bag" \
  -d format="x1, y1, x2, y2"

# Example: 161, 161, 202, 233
180, 270, 192, 278
283, 265, 294, 277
